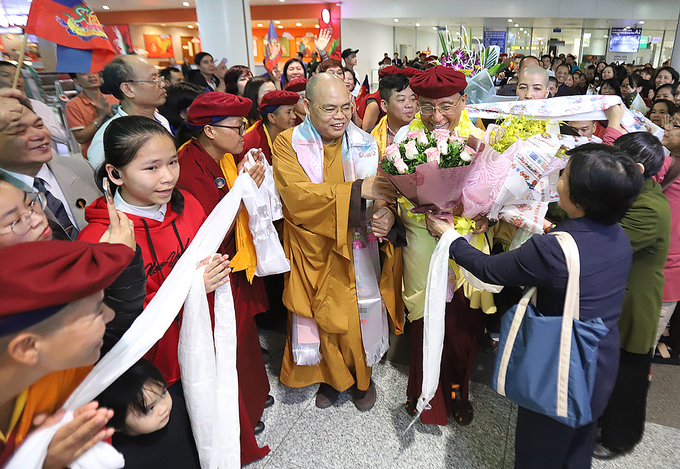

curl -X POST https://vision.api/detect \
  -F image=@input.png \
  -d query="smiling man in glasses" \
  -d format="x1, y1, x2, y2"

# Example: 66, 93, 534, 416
395, 65, 495, 427
87, 55, 172, 171
272, 72, 403, 412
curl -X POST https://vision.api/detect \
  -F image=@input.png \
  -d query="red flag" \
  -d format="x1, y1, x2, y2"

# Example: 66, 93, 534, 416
356, 74, 370, 103
25, 0, 115, 72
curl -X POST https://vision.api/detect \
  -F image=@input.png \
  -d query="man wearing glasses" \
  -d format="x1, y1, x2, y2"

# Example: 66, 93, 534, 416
397, 66, 492, 427
87, 55, 171, 171
272, 73, 402, 412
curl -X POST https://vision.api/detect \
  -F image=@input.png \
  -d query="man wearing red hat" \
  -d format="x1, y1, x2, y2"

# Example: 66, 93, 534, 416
273, 73, 403, 411
360, 66, 416, 132
0, 241, 134, 467
397, 65, 492, 427
175, 92, 272, 464
370, 73, 417, 158
240, 90, 299, 165
285, 78, 308, 125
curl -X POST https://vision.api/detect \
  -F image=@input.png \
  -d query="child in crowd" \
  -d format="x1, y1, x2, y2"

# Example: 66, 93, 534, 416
95, 359, 200, 469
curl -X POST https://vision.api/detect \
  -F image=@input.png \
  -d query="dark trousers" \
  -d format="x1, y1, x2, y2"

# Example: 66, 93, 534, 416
515, 407, 597, 469
599, 348, 653, 450
406, 288, 486, 425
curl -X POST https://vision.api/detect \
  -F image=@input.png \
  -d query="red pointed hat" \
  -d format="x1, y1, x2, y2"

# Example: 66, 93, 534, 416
284, 78, 308, 92
258, 90, 300, 111
0, 241, 134, 335
409, 65, 468, 99
186, 92, 252, 126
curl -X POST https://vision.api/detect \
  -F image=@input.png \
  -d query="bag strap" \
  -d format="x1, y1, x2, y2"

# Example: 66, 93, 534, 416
551, 231, 580, 418
661, 157, 680, 191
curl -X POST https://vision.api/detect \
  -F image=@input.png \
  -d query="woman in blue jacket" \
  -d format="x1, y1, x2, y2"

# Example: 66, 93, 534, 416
427, 143, 643, 469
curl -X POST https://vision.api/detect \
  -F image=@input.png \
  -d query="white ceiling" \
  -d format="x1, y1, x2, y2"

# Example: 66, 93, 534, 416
1, 0, 678, 32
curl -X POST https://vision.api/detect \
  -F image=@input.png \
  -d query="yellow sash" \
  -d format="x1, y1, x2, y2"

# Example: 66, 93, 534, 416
370, 115, 389, 161
219, 153, 258, 282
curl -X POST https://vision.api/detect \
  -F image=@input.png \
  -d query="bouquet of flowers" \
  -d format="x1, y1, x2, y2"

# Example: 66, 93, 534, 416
434, 27, 509, 78
378, 128, 485, 219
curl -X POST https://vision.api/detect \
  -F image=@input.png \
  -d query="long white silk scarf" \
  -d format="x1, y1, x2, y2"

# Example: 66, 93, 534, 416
6, 174, 290, 469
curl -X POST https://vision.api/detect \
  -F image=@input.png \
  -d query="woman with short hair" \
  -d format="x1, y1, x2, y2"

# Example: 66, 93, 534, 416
427, 143, 644, 469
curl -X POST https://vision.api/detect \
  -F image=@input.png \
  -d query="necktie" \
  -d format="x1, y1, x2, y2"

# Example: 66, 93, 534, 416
33, 177, 79, 240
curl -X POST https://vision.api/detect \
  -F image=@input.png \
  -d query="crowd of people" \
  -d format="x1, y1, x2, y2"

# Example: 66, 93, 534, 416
0, 33, 679, 469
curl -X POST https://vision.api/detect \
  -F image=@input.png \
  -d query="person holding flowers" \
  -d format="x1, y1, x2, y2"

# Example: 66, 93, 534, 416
392, 66, 510, 426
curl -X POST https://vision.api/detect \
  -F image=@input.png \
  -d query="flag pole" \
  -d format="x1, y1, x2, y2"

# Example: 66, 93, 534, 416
12, 32, 29, 89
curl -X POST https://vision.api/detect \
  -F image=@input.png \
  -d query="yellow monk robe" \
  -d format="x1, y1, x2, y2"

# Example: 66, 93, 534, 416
273, 128, 402, 393
0, 367, 90, 464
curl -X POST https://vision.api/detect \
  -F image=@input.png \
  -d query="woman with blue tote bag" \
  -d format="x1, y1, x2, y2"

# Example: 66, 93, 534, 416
426, 143, 643, 469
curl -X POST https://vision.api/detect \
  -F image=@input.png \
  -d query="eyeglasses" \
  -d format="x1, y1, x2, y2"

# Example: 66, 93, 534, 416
210, 122, 247, 135
0, 192, 47, 236
125, 75, 164, 86
419, 99, 462, 117
310, 101, 355, 117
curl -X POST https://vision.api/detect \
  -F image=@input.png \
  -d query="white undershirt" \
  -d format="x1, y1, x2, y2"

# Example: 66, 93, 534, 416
113, 190, 167, 222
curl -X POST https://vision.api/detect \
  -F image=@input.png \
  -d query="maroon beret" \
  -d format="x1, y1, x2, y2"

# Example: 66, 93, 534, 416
409, 66, 468, 99
0, 241, 134, 335
378, 66, 405, 78
258, 90, 300, 111
401, 67, 419, 78
284, 78, 308, 92
186, 92, 252, 126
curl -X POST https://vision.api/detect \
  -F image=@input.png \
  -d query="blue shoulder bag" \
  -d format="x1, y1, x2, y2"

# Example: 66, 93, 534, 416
490, 231, 609, 428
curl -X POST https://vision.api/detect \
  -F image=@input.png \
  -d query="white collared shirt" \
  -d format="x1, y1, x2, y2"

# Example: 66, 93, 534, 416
113, 189, 167, 222
3, 165, 79, 229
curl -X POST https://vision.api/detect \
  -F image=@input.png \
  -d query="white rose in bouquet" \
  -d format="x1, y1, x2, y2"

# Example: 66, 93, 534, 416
404, 140, 418, 160
394, 155, 409, 174
384, 143, 400, 162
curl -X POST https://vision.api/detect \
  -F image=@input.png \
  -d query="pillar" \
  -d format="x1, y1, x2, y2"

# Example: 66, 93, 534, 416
671, 7, 680, 69
195, 0, 254, 69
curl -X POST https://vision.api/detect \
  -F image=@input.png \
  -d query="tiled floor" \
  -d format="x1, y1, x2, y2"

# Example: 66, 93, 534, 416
247, 328, 680, 469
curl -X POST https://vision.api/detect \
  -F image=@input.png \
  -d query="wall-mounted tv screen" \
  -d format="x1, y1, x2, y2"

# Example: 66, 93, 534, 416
609, 28, 642, 53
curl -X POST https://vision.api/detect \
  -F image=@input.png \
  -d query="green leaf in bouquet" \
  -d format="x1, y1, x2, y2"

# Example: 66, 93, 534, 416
484, 46, 500, 70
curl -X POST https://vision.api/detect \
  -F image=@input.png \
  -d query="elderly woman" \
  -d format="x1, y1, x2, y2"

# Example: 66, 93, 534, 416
427, 143, 643, 469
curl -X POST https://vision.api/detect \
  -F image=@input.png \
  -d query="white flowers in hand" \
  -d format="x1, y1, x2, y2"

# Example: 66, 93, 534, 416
404, 140, 418, 160
393, 155, 409, 174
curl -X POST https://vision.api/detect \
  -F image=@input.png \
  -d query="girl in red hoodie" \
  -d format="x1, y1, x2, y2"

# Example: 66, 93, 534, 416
77, 116, 232, 467
78, 116, 230, 385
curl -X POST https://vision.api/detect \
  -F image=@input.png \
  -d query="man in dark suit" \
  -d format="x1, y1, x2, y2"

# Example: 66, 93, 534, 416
0, 101, 100, 239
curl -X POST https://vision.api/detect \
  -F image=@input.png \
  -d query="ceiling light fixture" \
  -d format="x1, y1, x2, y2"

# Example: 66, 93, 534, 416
432, 26, 437, 30
278, 25, 283, 29
296, 22, 302, 26
394, 19, 399, 23
415, 23, 420, 27
514, 23, 519, 27
257, 23, 263, 27
102, 5, 110, 9
188, 25, 194, 29
274, 20, 281, 24
314, 24, 320, 29
508, 19, 513, 22
639, 20, 645, 24
183, 1, 190, 6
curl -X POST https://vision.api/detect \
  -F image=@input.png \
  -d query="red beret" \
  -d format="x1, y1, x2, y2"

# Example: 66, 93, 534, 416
378, 66, 404, 78
258, 90, 300, 111
284, 78, 308, 92
0, 241, 134, 335
186, 92, 252, 126
409, 66, 468, 99
401, 67, 419, 78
